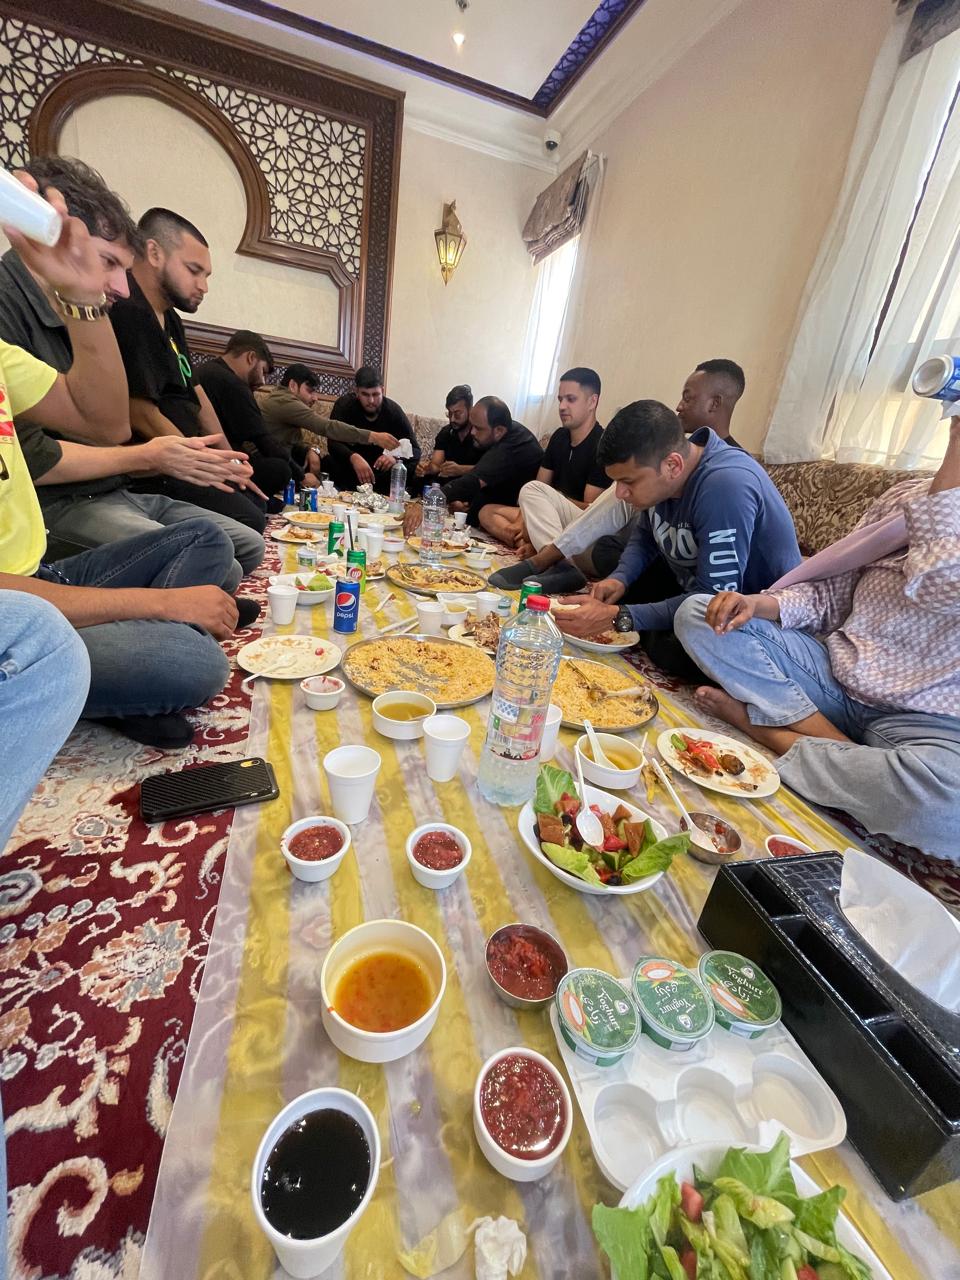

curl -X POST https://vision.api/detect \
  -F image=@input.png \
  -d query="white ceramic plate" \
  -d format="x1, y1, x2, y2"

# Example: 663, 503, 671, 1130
617, 1144, 891, 1280
563, 631, 641, 654
518, 784, 669, 896
237, 635, 342, 680
284, 512, 333, 530
268, 572, 335, 606
271, 526, 324, 544
657, 728, 780, 799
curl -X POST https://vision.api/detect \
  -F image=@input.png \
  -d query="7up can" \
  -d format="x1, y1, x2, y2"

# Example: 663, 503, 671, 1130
346, 548, 367, 593
327, 520, 345, 558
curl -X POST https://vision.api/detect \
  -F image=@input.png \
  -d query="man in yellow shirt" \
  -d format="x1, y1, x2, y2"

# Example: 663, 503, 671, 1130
0, 175, 245, 763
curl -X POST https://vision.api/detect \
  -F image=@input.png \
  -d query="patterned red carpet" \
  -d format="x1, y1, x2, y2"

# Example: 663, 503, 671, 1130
2, 539, 956, 1279
1, 553, 274, 1280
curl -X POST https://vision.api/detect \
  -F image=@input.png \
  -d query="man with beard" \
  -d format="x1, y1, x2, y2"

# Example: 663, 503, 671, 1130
194, 330, 297, 496
0, 161, 264, 588
108, 208, 274, 527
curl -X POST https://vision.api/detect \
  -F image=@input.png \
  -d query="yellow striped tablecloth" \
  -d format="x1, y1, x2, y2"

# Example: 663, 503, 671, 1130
139, 559, 960, 1280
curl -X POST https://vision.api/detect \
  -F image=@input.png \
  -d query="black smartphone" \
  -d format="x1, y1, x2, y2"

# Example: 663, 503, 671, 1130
140, 757, 279, 822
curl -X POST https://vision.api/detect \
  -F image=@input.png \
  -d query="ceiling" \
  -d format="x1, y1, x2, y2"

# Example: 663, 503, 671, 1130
210, 0, 646, 112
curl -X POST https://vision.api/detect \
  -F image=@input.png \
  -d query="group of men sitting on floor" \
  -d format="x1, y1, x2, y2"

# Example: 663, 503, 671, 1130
1, 157, 958, 868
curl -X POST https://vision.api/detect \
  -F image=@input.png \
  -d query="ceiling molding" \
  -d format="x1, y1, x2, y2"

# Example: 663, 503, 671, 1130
404, 112, 558, 175
210, 0, 648, 117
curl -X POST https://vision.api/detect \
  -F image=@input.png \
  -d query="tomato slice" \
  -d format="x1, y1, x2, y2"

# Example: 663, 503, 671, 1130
680, 1181, 704, 1223
797, 1268, 820, 1280
680, 1247, 697, 1280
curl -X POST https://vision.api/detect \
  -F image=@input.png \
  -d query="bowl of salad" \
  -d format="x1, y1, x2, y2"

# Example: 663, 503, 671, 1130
517, 763, 689, 896
593, 1134, 890, 1280
269, 570, 336, 606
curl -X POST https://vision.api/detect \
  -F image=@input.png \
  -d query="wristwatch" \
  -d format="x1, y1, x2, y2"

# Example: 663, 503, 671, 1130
613, 604, 634, 633
54, 289, 108, 321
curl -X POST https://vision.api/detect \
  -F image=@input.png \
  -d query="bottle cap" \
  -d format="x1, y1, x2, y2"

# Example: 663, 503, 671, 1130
524, 595, 550, 612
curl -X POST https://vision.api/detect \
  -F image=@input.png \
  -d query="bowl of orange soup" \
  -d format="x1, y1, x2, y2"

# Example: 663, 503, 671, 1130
320, 919, 447, 1063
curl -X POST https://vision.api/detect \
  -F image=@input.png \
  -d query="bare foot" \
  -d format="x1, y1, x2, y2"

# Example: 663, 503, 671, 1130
694, 686, 752, 733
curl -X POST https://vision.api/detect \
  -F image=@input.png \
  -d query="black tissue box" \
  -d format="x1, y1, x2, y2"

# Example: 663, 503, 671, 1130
698, 854, 960, 1200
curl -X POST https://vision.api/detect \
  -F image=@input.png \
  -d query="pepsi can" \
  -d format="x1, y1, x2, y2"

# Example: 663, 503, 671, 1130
308, 488, 319, 512
333, 579, 360, 633
283, 479, 296, 507
912, 355, 960, 402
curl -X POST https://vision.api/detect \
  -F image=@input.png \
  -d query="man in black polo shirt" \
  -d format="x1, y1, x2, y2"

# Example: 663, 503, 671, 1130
108, 208, 271, 529
479, 367, 608, 554
416, 384, 482, 484
194, 330, 296, 497
437, 396, 543, 527
326, 365, 420, 493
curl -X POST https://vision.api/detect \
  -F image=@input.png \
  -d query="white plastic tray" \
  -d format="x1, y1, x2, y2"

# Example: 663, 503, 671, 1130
550, 991, 846, 1191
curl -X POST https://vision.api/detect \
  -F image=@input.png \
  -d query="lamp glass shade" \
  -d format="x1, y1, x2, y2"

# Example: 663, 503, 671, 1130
434, 202, 466, 284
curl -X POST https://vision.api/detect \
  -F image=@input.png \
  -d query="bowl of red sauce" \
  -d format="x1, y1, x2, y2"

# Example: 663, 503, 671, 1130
281, 816, 352, 883
484, 923, 569, 1010
473, 1047, 572, 1182
404, 823, 471, 890
765, 833, 815, 859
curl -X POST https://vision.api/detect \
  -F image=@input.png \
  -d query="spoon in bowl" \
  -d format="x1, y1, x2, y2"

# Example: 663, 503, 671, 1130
649, 759, 724, 857
574, 743, 605, 848
583, 718, 614, 769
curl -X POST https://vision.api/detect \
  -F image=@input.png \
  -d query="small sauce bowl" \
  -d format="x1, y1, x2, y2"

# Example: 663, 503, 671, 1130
681, 812, 742, 863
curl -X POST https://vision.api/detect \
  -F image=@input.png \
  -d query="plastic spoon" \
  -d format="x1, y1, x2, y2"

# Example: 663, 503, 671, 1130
650, 759, 718, 856
573, 744, 605, 848
583, 718, 614, 769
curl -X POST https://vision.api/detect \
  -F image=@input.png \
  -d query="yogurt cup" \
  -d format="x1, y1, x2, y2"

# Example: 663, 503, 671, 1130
631, 956, 715, 1052
555, 968, 639, 1068
698, 950, 782, 1039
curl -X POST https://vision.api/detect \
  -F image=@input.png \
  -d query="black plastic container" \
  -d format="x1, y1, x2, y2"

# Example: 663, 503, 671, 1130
698, 854, 960, 1200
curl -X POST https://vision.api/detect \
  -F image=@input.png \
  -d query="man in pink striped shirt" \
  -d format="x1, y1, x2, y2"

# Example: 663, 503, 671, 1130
673, 418, 960, 861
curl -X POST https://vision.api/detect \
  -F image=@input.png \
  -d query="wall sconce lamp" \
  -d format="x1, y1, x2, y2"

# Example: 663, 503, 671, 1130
435, 200, 466, 284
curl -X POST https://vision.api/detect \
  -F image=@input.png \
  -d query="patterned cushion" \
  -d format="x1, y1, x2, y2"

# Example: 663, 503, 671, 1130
761, 460, 933, 556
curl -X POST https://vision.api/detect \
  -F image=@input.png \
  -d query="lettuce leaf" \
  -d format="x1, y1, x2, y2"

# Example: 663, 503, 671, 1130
534, 763, 576, 816
711, 1179, 795, 1230
542, 842, 603, 885
791, 1185, 844, 1239
714, 1134, 797, 1201
592, 1203, 652, 1280
648, 1174, 680, 1246
621, 833, 690, 882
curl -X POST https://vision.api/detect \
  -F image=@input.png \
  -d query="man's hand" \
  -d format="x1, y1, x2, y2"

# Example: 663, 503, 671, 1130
449, 500, 470, 513
4, 174, 106, 303
351, 453, 375, 485
370, 431, 400, 450
302, 473, 319, 488
415, 459, 432, 477
705, 592, 756, 634
403, 502, 423, 536
589, 578, 626, 605
373, 453, 394, 471
439, 461, 470, 479
554, 596, 619, 638
140, 434, 254, 491
158, 586, 239, 640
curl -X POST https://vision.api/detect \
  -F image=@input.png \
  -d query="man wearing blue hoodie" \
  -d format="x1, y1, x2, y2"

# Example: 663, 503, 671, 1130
554, 400, 800, 676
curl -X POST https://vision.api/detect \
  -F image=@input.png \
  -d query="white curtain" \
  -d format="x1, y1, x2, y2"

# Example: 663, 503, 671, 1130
514, 152, 605, 436
764, 18, 960, 467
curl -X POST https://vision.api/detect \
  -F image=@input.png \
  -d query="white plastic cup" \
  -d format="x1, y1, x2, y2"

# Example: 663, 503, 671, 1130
267, 583, 298, 625
0, 168, 62, 246
323, 745, 382, 824
333, 503, 348, 523
422, 714, 471, 782
416, 600, 444, 635
539, 703, 564, 762
251, 1086, 381, 1278
475, 591, 500, 619
453, 511, 468, 529
364, 527, 384, 559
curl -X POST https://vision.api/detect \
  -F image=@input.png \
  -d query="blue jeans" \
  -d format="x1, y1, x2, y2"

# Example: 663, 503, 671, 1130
46, 519, 232, 720
674, 594, 960, 861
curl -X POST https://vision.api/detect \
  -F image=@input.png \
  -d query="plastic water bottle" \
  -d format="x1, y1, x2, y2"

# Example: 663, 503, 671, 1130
420, 483, 447, 566
388, 459, 407, 513
478, 595, 563, 805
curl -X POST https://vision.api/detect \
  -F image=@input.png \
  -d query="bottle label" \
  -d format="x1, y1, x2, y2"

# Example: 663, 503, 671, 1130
487, 706, 546, 762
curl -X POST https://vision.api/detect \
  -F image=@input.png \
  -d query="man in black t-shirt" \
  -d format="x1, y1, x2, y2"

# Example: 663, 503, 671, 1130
194, 330, 296, 498
416, 384, 482, 484
108, 207, 270, 530
326, 365, 420, 494
479, 367, 608, 555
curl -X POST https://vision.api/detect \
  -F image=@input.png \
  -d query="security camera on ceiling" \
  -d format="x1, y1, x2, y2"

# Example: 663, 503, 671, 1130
544, 130, 561, 153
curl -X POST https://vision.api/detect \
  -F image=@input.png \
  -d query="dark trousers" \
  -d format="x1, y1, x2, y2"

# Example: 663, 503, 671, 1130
621, 559, 707, 683
130, 475, 267, 533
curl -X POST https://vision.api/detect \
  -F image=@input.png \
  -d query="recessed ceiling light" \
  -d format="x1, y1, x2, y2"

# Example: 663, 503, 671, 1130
452, 31, 465, 48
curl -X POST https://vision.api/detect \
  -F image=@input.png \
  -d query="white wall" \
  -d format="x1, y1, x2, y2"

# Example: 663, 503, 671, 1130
59, 94, 341, 345
386, 127, 545, 418
561, 0, 894, 452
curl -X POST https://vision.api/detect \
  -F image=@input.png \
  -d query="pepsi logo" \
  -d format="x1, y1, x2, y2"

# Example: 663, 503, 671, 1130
335, 592, 354, 607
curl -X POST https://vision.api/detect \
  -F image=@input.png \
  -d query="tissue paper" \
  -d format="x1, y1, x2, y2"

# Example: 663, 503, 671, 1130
839, 849, 960, 1013
385, 439, 415, 460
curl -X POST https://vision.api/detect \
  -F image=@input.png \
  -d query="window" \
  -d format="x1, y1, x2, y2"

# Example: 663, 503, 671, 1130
525, 238, 579, 400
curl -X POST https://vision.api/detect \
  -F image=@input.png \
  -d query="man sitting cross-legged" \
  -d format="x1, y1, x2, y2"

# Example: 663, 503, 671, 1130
1, 175, 237, 750
326, 365, 420, 493
479, 367, 609, 556
256, 362, 399, 484
0, 157, 264, 586
416, 384, 482, 487
552, 400, 800, 678
673, 418, 960, 861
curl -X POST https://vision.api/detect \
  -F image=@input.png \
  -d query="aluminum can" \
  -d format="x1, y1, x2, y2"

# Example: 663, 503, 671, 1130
912, 355, 960, 401
519, 580, 543, 610
283, 479, 296, 507
333, 579, 360, 633
346, 548, 367, 593
327, 521, 345, 558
